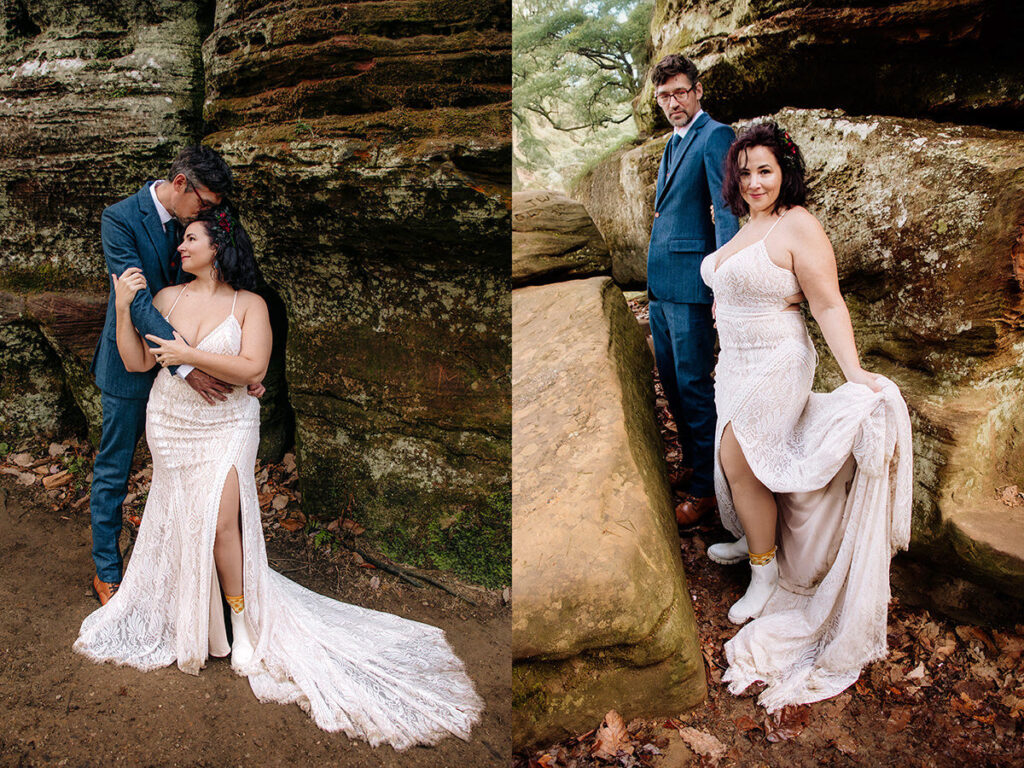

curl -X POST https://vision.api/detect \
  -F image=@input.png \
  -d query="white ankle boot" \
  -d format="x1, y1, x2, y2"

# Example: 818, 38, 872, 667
728, 557, 779, 625
230, 607, 255, 670
708, 535, 748, 565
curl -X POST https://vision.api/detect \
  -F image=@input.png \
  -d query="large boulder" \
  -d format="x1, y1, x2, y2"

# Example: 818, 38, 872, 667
512, 276, 705, 747
572, 140, 662, 287
636, 0, 1024, 136
0, 291, 105, 444
573, 108, 1024, 601
512, 190, 610, 285
203, 0, 512, 586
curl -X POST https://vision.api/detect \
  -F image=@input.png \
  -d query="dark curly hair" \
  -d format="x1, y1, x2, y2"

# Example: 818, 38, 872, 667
193, 206, 258, 291
722, 121, 808, 216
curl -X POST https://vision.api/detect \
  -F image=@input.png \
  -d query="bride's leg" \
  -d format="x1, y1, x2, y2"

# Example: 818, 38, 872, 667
720, 423, 777, 554
720, 424, 780, 624
213, 467, 243, 596
213, 466, 255, 668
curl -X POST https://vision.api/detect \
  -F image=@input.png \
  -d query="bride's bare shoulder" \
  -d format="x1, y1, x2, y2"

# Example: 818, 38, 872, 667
236, 290, 268, 319
152, 284, 184, 313
783, 206, 828, 239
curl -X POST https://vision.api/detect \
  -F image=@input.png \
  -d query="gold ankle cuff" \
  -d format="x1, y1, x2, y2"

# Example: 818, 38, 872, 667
748, 546, 777, 566
225, 593, 245, 614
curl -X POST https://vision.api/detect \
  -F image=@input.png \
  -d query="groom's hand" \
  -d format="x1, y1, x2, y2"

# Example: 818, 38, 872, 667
185, 369, 232, 404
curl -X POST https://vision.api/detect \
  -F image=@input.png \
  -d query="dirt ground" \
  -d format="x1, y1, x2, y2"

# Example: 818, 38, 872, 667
0, 445, 509, 768
512, 300, 1024, 768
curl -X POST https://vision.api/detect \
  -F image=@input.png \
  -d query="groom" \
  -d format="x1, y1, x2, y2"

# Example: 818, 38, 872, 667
646, 54, 740, 526
90, 146, 241, 604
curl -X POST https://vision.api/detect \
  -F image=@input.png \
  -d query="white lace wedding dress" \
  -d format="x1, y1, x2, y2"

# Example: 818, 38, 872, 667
74, 302, 484, 749
700, 217, 913, 711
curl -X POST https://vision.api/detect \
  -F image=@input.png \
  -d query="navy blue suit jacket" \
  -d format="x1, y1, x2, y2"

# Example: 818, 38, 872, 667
91, 183, 182, 398
647, 112, 740, 304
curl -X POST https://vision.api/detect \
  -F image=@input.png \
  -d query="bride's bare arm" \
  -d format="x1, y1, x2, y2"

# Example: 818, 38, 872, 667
790, 212, 880, 391
113, 269, 157, 372
145, 293, 271, 386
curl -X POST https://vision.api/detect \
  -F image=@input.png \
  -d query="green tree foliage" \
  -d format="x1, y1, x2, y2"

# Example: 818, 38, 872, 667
513, 0, 652, 188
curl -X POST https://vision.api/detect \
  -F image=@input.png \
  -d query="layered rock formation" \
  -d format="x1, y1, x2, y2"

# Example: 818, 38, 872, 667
512, 190, 610, 286
636, 0, 1024, 136
576, 107, 1024, 600
201, 0, 511, 585
512, 277, 705, 746
0, 0, 207, 440
0, 1, 511, 585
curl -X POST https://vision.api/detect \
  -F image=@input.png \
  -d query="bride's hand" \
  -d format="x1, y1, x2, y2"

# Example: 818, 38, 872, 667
144, 331, 193, 368
847, 368, 883, 392
112, 268, 146, 312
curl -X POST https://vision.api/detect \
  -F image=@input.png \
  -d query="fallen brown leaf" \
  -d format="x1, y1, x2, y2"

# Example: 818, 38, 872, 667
281, 452, 296, 473
732, 715, 760, 734
10, 453, 33, 467
279, 518, 304, 532
677, 727, 726, 762
956, 625, 998, 655
271, 493, 289, 511
905, 662, 927, 681
765, 705, 809, 743
834, 731, 858, 756
341, 518, 366, 536
591, 710, 629, 761
1001, 693, 1024, 719
0, 467, 38, 485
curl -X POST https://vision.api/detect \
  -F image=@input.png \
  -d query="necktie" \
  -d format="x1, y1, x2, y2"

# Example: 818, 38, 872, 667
667, 132, 682, 166
166, 222, 180, 273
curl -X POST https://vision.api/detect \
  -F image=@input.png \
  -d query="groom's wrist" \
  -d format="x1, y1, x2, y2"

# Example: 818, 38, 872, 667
176, 364, 195, 379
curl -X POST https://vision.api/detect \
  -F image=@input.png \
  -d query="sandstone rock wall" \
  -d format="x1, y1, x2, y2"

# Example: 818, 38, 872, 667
637, 0, 1024, 137
0, 0, 208, 440
0, 1, 511, 585
202, 0, 511, 586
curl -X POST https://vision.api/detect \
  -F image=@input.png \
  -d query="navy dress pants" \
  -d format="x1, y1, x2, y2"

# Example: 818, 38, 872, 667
648, 299, 717, 497
90, 391, 148, 583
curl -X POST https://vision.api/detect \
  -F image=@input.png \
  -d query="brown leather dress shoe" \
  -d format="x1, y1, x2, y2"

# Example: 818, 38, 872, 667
92, 574, 120, 606
675, 494, 717, 526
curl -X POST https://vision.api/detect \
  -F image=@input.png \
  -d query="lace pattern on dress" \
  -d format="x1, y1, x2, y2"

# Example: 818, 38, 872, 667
701, 230, 913, 711
74, 317, 484, 749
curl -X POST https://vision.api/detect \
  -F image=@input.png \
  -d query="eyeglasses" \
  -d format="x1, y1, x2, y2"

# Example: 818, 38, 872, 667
186, 179, 218, 212
655, 85, 696, 106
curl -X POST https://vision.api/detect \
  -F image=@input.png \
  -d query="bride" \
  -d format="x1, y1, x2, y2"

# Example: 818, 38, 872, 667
699, 121, 913, 710
74, 207, 484, 748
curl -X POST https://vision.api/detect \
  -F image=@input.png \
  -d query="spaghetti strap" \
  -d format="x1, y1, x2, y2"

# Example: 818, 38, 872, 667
230, 290, 238, 318
165, 284, 188, 321
762, 210, 788, 241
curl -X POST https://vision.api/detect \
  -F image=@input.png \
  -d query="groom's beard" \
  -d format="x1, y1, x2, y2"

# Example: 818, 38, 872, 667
669, 108, 694, 127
